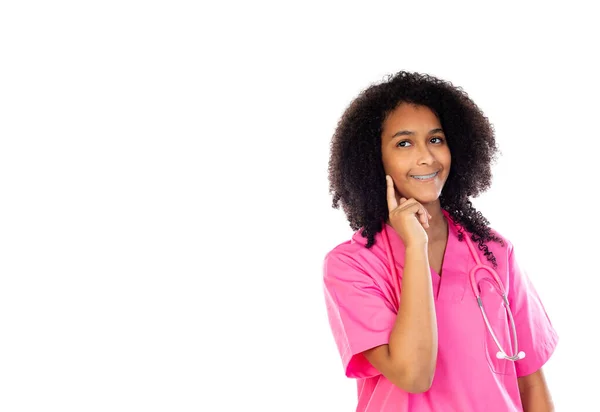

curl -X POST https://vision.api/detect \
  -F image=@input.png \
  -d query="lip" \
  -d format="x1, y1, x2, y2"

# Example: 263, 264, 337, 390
410, 171, 439, 182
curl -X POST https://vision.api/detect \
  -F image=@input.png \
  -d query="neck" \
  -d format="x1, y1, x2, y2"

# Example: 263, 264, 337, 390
424, 204, 448, 242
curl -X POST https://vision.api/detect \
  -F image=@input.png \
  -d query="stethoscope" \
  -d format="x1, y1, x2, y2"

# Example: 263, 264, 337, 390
381, 215, 526, 362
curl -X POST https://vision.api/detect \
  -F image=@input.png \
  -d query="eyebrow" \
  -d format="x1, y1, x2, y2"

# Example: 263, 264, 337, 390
390, 128, 445, 139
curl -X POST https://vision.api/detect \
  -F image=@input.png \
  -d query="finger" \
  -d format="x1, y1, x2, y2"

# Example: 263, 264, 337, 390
404, 201, 428, 228
398, 198, 418, 211
386, 176, 398, 211
396, 192, 403, 205
400, 201, 430, 228
417, 206, 429, 228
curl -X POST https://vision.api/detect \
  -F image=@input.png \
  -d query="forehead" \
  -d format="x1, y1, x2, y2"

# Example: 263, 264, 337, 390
382, 103, 441, 133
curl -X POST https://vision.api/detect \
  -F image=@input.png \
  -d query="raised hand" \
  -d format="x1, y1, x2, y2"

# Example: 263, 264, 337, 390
386, 175, 432, 247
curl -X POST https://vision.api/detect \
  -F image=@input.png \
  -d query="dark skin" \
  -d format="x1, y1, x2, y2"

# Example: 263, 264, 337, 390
367, 103, 554, 410
518, 369, 555, 411
381, 103, 451, 275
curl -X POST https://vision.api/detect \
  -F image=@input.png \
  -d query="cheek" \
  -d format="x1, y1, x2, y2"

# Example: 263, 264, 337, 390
381, 150, 404, 174
439, 147, 451, 168
385, 161, 409, 178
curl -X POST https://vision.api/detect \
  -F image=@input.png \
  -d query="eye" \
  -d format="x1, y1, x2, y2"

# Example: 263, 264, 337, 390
430, 136, 444, 144
396, 140, 412, 147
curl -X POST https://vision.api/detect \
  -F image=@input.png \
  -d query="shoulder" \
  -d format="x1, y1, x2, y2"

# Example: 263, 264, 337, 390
479, 226, 519, 272
477, 224, 515, 254
451, 218, 516, 267
444, 209, 514, 253
323, 230, 368, 276
323, 228, 388, 282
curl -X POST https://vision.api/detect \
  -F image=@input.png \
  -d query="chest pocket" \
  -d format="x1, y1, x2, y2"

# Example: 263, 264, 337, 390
478, 278, 516, 376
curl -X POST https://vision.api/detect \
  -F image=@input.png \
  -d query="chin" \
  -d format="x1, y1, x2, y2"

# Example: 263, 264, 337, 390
413, 194, 441, 205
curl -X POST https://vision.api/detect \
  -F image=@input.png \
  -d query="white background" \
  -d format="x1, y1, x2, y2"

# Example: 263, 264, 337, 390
1, 1, 598, 411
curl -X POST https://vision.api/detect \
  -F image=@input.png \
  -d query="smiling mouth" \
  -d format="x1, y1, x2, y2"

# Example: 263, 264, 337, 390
410, 171, 439, 181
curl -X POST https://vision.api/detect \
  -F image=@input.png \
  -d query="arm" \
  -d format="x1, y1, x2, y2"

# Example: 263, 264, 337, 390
363, 243, 438, 393
361, 181, 438, 393
518, 368, 555, 412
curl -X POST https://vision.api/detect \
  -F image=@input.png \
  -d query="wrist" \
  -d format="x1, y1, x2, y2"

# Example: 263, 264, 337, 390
405, 242, 428, 252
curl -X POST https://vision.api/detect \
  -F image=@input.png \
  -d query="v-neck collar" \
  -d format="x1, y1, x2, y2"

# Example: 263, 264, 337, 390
431, 209, 468, 302
429, 209, 451, 278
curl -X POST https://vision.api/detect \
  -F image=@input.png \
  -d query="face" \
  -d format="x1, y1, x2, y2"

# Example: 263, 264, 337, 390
381, 103, 451, 206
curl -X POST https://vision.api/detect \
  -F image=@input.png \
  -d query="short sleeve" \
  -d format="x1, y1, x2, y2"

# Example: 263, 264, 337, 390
507, 243, 559, 377
323, 250, 397, 379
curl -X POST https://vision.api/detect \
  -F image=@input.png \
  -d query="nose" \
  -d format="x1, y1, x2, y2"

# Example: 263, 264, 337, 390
416, 143, 435, 165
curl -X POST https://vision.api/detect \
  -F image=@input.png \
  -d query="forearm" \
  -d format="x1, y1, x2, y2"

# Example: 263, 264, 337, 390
388, 244, 438, 387
519, 372, 555, 412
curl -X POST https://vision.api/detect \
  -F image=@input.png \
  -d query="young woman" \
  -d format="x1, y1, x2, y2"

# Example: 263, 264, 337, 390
323, 71, 558, 411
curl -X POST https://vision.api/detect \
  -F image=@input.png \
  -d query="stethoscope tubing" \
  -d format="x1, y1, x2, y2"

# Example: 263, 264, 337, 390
381, 217, 525, 361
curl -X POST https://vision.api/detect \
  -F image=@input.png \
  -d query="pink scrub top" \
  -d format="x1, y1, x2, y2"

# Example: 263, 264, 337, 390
323, 210, 558, 411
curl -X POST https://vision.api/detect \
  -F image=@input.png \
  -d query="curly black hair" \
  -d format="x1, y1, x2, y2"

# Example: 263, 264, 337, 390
328, 71, 505, 268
